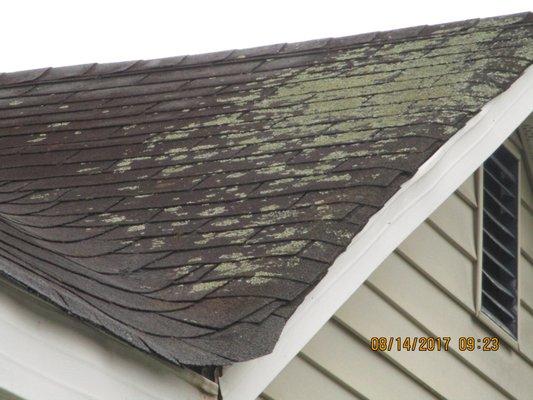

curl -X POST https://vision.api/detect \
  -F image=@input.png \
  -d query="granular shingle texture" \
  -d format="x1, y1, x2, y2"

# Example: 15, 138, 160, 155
0, 13, 531, 366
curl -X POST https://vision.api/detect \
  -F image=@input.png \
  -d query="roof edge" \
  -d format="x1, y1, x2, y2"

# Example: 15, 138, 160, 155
219, 64, 533, 400
0, 278, 219, 399
0, 12, 530, 85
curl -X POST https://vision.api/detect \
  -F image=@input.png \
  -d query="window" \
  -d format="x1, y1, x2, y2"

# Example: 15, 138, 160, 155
481, 145, 519, 338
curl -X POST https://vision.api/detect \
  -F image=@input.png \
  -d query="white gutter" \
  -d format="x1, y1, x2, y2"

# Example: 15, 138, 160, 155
219, 65, 533, 400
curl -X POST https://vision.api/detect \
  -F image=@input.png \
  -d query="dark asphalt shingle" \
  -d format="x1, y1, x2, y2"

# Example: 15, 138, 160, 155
0, 13, 531, 366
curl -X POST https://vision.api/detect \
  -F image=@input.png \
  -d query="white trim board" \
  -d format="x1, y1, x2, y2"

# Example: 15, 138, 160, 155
219, 65, 533, 400
0, 279, 218, 400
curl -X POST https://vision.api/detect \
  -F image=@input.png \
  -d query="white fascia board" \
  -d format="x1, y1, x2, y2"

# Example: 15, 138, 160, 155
0, 280, 218, 400
517, 115, 533, 182
219, 65, 533, 400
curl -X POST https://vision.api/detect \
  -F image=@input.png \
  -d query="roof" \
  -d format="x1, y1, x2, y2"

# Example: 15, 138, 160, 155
0, 13, 531, 367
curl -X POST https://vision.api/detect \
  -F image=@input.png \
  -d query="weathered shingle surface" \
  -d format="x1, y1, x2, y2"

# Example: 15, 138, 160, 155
0, 13, 531, 366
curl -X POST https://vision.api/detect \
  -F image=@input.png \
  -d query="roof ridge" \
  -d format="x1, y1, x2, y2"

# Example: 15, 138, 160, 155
0, 12, 530, 88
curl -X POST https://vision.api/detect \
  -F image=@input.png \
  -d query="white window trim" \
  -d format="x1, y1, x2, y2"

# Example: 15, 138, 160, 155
219, 65, 533, 400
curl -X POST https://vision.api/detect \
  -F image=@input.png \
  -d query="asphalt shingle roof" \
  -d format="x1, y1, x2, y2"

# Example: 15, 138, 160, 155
0, 13, 531, 366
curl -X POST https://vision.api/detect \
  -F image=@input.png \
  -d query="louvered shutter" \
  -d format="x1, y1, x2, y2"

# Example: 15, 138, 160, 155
481, 145, 519, 338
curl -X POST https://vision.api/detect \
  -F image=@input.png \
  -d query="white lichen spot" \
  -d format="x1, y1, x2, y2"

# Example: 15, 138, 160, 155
101, 214, 126, 224
114, 157, 150, 173
77, 166, 101, 173
165, 147, 187, 155
29, 193, 48, 200
162, 132, 190, 141
219, 252, 245, 260
213, 261, 244, 274
189, 280, 226, 294
161, 165, 191, 176
48, 122, 70, 128
173, 264, 196, 278
8, 100, 23, 106
272, 227, 298, 239
28, 134, 47, 143
171, 154, 188, 161
226, 172, 247, 179
191, 144, 217, 152
117, 185, 139, 191
257, 142, 285, 152
151, 238, 165, 249
198, 206, 226, 217
260, 204, 281, 212
270, 240, 307, 254
247, 276, 272, 285
127, 225, 146, 233
171, 220, 189, 227
59, 105, 69, 109
114, 159, 133, 173
195, 229, 254, 245
212, 217, 239, 227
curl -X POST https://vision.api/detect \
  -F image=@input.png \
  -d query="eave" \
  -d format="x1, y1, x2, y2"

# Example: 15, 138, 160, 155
0, 279, 219, 400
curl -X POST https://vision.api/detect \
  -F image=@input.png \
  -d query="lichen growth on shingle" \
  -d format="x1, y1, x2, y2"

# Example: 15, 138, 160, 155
100, 214, 126, 224
198, 206, 227, 217
0, 13, 530, 368
189, 280, 227, 294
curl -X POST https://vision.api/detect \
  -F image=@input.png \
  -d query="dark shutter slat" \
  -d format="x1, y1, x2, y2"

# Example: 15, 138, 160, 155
483, 229, 515, 259
483, 209, 516, 240
482, 270, 515, 300
486, 156, 517, 184
484, 168, 516, 199
481, 291, 516, 322
483, 249, 515, 278
483, 188, 516, 218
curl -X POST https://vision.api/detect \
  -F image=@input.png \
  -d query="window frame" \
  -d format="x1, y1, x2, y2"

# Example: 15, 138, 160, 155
475, 140, 522, 349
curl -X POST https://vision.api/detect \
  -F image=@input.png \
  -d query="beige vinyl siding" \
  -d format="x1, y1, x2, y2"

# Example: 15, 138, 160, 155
262, 133, 533, 400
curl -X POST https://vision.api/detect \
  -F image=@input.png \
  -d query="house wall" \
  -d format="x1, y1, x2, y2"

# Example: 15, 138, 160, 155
0, 279, 218, 400
260, 132, 533, 400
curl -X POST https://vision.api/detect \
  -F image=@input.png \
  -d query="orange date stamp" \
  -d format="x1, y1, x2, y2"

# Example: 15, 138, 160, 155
370, 337, 500, 352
